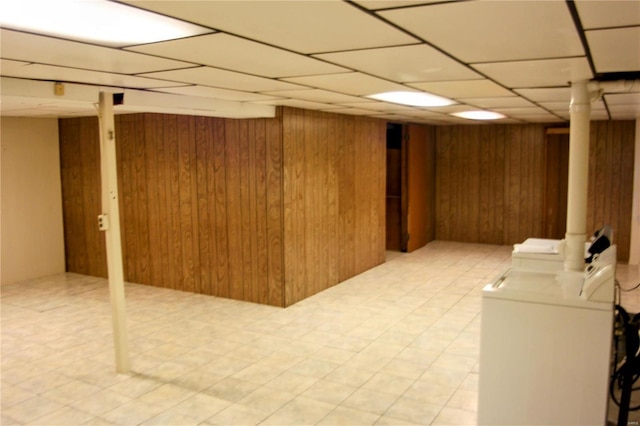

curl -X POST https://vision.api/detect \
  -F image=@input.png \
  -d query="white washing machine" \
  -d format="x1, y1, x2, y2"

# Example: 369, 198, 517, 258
478, 265, 615, 425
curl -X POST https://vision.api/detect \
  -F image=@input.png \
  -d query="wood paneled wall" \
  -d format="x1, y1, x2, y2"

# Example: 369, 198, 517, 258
587, 121, 635, 261
60, 109, 386, 307
282, 108, 386, 306
60, 113, 284, 306
434, 122, 635, 260
435, 124, 547, 245
406, 124, 436, 252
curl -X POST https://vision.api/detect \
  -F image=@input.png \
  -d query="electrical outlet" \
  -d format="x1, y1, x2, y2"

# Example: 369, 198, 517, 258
98, 214, 110, 231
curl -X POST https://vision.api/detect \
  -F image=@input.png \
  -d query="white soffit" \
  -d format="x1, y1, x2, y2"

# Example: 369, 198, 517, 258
140, 67, 306, 92
575, 0, 640, 29
0, 29, 194, 74
586, 27, 640, 73
128, 33, 348, 78
408, 80, 513, 99
121, 0, 417, 54
315, 44, 481, 83
1, 60, 184, 89
152, 86, 282, 102
379, 1, 584, 63
259, 89, 372, 104
473, 57, 593, 88
283, 72, 409, 96
0, 77, 276, 119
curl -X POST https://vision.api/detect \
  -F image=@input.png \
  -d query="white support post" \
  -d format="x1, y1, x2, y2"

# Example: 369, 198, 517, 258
564, 81, 591, 272
98, 92, 130, 373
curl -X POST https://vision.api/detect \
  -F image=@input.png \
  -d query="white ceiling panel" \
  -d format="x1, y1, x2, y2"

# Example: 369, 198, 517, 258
0, 29, 194, 74
152, 86, 282, 102
608, 104, 640, 118
353, 1, 447, 10
315, 44, 480, 83
575, 0, 640, 30
458, 97, 536, 109
515, 88, 572, 103
494, 106, 559, 117
128, 33, 348, 78
122, 0, 417, 54
1, 61, 184, 89
326, 108, 385, 116
259, 89, 372, 104
379, 1, 584, 63
518, 115, 565, 123
604, 93, 640, 105
408, 80, 513, 99
283, 72, 409, 96
140, 67, 306, 92
473, 57, 593, 89
539, 100, 606, 113
586, 27, 640, 73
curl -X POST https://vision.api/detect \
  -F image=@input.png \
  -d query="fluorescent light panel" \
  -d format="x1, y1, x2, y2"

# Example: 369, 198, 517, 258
0, 0, 211, 47
451, 110, 506, 120
368, 91, 454, 107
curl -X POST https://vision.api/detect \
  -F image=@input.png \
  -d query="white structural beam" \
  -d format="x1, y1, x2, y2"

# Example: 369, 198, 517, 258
564, 81, 591, 272
98, 92, 130, 373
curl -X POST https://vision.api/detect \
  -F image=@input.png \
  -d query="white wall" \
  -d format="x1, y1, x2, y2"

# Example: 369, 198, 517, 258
1, 117, 65, 284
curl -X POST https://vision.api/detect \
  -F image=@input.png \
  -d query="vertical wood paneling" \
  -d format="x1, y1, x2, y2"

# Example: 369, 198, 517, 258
282, 108, 385, 305
587, 121, 635, 260
60, 113, 286, 306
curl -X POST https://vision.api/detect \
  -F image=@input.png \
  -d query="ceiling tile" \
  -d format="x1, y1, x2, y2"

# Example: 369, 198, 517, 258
518, 115, 566, 123
259, 89, 371, 104
122, 0, 417, 54
515, 88, 571, 102
0, 29, 194, 74
493, 107, 556, 118
153, 86, 282, 102
128, 33, 347, 78
473, 57, 593, 88
1, 62, 183, 89
379, 1, 584, 63
140, 67, 307, 92
575, 0, 640, 30
283, 72, 409, 96
604, 93, 640, 105
326, 107, 385, 116
315, 44, 480, 83
608, 104, 640, 118
408, 80, 513, 99
457, 97, 536, 109
586, 27, 640, 73
353, 1, 446, 10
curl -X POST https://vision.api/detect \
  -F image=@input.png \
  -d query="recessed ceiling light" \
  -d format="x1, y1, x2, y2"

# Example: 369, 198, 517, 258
0, 0, 211, 47
451, 110, 506, 120
368, 91, 455, 107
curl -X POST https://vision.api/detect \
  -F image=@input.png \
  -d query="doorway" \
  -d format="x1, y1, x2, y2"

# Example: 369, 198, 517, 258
385, 123, 406, 252
542, 128, 570, 239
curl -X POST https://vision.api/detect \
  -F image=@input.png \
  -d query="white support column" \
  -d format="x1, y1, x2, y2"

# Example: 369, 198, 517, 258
564, 81, 592, 272
98, 92, 130, 373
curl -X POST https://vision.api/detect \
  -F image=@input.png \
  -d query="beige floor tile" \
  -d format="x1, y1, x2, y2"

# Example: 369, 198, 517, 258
204, 403, 268, 425
317, 406, 381, 425
236, 386, 297, 416
340, 387, 400, 416
137, 383, 196, 407
265, 370, 319, 394
300, 379, 358, 405
432, 406, 477, 425
203, 377, 260, 402
106, 375, 163, 398
41, 379, 102, 405
25, 406, 96, 425
361, 371, 415, 397
1, 384, 37, 408
69, 389, 131, 416
166, 392, 232, 422
384, 396, 442, 425
1, 395, 65, 424
446, 389, 478, 412
101, 399, 166, 425
260, 396, 335, 425
324, 365, 376, 388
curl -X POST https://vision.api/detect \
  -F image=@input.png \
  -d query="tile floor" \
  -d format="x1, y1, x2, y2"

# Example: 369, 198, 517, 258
1, 241, 639, 425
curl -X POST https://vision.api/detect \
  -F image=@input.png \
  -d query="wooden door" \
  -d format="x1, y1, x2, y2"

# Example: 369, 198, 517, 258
385, 123, 404, 251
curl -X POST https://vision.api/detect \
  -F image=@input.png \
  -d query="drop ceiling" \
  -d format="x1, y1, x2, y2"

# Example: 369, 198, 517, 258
1, 0, 639, 123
